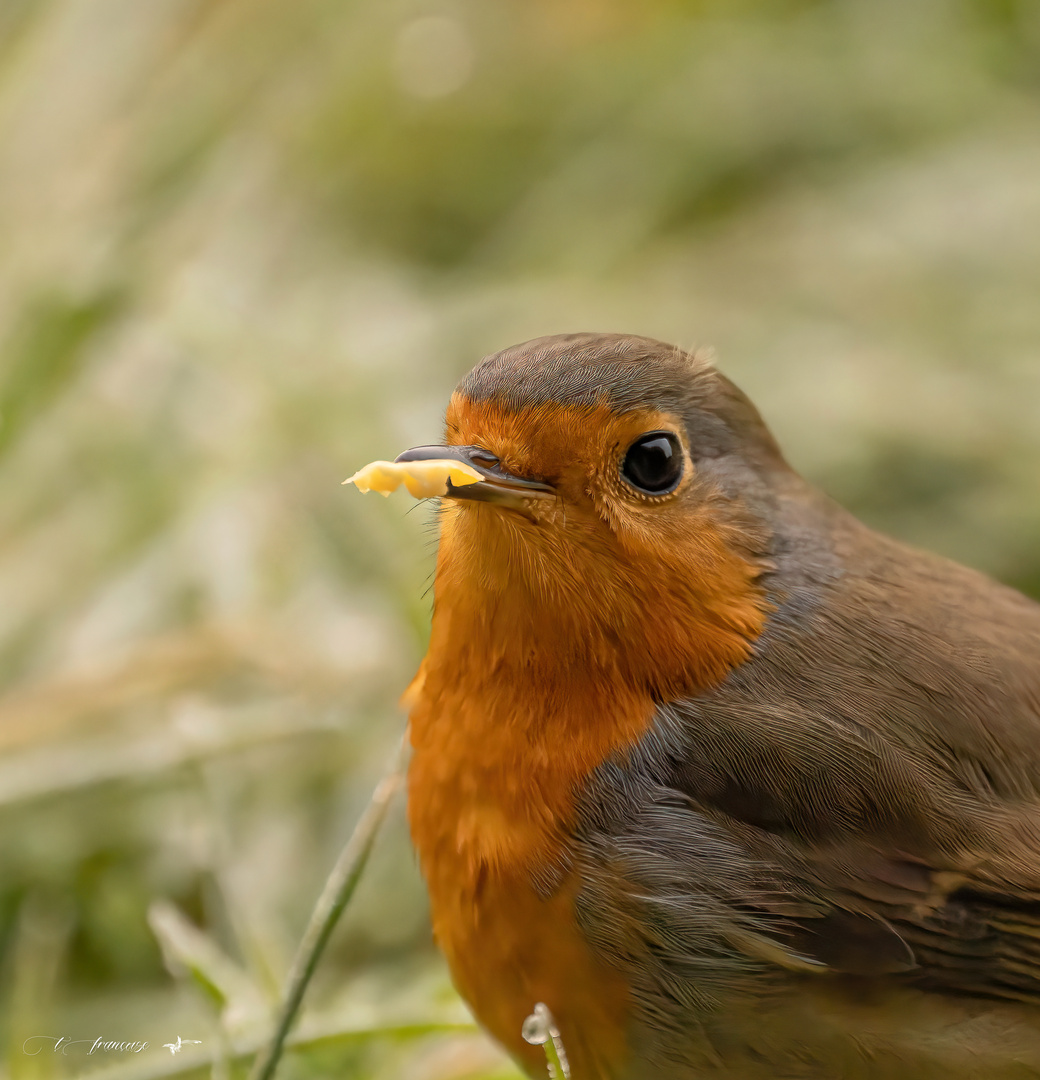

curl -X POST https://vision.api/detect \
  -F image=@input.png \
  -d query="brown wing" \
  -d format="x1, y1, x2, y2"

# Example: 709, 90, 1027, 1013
659, 481, 1040, 997
710, 815, 1040, 1002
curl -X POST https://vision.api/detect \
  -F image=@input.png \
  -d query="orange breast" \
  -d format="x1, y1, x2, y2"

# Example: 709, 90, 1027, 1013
407, 662, 641, 1079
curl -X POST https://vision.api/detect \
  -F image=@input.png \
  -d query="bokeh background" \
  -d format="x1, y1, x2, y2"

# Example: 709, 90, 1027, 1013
1, 0, 1039, 1077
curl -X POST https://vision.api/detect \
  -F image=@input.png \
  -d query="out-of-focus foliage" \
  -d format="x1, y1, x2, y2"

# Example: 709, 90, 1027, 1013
0, 0, 1038, 1077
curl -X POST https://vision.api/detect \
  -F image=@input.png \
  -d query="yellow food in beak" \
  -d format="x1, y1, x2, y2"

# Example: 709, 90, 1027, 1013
343, 459, 484, 499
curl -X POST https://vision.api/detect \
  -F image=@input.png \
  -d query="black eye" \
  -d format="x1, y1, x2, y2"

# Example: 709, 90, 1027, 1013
621, 431, 684, 494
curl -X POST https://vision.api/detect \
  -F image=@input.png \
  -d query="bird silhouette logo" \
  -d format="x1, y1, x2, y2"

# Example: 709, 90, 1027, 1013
162, 1037, 201, 1056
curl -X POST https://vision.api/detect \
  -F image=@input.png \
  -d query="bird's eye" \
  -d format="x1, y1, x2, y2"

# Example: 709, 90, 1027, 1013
621, 431, 684, 494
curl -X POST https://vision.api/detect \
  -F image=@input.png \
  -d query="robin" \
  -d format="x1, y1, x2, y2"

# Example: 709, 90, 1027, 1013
357, 333, 1040, 1078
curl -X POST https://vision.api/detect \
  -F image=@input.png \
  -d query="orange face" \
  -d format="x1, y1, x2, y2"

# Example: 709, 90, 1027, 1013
434, 392, 770, 701
446, 393, 693, 526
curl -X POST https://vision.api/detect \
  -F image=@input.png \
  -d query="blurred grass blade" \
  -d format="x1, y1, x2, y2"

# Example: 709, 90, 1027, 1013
0, 289, 123, 460
8, 892, 76, 1080
248, 735, 409, 1080
148, 899, 265, 1020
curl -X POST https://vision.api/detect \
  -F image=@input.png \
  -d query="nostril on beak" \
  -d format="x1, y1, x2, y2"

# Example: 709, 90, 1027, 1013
470, 449, 500, 469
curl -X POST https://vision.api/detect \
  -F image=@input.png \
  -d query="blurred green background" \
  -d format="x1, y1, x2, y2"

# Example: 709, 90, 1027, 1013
1, 0, 1039, 1077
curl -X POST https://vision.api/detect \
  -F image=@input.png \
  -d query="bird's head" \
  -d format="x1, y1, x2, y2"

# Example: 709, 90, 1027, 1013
401, 333, 792, 695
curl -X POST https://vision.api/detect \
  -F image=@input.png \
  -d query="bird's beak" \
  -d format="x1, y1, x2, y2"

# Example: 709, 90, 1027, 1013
395, 444, 555, 512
